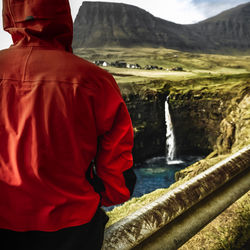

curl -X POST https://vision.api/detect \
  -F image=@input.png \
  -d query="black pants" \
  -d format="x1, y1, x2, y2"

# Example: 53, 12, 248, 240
0, 208, 109, 250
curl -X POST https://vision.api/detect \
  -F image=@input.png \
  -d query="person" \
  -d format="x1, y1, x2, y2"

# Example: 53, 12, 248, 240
0, 0, 136, 249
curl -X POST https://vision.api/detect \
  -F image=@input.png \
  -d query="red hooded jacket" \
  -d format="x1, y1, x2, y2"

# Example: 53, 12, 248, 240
0, 0, 134, 232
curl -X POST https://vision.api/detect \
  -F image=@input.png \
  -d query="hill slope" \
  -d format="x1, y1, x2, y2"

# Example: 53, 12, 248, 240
189, 2, 250, 51
73, 1, 250, 52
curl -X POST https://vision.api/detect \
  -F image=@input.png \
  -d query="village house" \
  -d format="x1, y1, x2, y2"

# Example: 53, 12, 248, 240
127, 63, 141, 69
93, 60, 109, 67
111, 60, 127, 68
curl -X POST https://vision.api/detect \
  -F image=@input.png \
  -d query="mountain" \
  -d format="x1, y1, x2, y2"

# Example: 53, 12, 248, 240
189, 2, 250, 51
72, 1, 250, 52
72, 1, 195, 49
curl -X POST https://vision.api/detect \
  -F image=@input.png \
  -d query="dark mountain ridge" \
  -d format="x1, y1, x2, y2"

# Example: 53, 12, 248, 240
189, 2, 250, 51
73, 1, 250, 53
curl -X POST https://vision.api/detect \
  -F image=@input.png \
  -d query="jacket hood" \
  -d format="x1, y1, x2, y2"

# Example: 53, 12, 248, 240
2, 0, 73, 52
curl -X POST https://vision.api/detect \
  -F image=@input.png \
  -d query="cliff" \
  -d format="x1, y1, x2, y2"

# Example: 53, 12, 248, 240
175, 85, 250, 180
123, 90, 167, 163
216, 86, 250, 155
120, 74, 250, 163
74, 47, 250, 164
168, 90, 231, 156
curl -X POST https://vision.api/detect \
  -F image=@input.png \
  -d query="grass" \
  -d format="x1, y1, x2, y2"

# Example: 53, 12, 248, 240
74, 47, 250, 79
75, 47, 250, 96
179, 191, 250, 250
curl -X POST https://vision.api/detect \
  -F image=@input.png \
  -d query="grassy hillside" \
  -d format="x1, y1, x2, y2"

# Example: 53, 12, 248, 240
75, 47, 250, 77
75, 47, 250, 95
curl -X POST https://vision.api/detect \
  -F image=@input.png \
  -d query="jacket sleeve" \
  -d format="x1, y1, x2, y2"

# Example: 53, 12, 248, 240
93, 74, 136, 207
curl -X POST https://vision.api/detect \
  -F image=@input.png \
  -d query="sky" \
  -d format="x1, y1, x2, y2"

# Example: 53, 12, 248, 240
0, 0, 249, 50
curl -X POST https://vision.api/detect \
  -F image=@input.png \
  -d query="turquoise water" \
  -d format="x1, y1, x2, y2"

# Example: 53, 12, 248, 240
133, 156, 202, 197
104, 155, 202, 211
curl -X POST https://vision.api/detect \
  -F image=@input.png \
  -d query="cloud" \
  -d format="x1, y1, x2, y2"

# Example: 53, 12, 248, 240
77, 0, 206, 24
138, 0, 206, 24
69, 0, 83, 20
193, 0, 250, 18
0, 2, 12, 50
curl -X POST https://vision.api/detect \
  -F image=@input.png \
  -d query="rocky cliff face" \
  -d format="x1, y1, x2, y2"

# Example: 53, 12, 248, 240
175, 86, 250, 181
121, 89, 167, 164
122, 80, 249, 164
216, 86, 250, 155
121, 89, 228, 163
73, 1, 250, 53
168, 91, 233, 157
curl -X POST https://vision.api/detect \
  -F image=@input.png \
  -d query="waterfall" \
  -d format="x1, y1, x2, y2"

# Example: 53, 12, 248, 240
165, 96, 177, 163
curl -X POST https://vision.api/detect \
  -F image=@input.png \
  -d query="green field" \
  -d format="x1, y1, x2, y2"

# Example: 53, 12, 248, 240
75, 47, 250, 81
75, 47, 250, 97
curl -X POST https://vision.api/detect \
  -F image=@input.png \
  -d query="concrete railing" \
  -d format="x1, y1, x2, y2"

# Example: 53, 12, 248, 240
102, 145, 250, 250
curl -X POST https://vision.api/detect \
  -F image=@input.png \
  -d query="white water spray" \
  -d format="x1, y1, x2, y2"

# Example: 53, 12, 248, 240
165, 96, 176, 162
